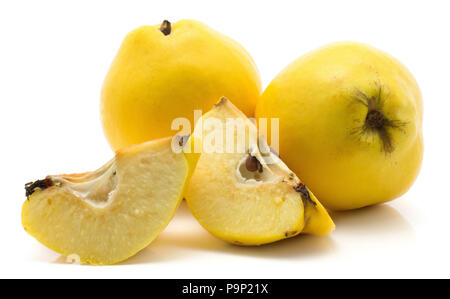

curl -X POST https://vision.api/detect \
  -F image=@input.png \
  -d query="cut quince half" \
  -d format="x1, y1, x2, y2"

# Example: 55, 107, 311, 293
186, 98, 334, 245
22, 136, 197, 265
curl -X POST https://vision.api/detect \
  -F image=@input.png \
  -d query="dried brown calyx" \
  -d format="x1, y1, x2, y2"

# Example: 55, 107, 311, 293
24, 159, 118, 208
159, 20, 171, 35
25, 178, 54, 199
366, 109, 386, 129
352, 86, 407, 153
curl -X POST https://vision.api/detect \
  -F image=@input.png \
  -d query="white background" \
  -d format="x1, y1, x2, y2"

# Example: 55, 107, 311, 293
1, 0, 449, 278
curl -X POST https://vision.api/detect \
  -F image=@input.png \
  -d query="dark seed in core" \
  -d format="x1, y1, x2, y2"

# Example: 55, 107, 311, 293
245, 155, 262, 173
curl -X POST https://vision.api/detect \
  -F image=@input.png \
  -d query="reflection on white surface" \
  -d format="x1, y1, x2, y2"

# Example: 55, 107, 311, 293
331, 204, 414, 237
46, 200, 416, 266
330, 203, 415, 257
121, 202, 414, 265
123, 201, 336, 265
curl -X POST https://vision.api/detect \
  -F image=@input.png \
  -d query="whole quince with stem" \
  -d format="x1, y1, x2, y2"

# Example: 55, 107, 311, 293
101, 19, 261, 150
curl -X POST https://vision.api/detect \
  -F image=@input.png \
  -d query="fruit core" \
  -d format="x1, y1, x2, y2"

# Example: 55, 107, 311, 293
237, 154, 271, 183
236, 143, 291, 184
25, 160, 119, 209
245, 155, 263, 173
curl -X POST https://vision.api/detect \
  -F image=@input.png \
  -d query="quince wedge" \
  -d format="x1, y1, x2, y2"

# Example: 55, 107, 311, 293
185, 98, 334, 246
22, 136, 197, 265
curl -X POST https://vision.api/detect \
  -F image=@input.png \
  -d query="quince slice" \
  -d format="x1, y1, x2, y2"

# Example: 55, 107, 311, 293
22, 136, 196, 265
186, 98, 334, 245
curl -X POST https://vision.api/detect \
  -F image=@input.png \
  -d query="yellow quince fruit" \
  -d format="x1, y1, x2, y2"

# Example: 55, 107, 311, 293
256, 42, 423, 210
101, 19, 261, 150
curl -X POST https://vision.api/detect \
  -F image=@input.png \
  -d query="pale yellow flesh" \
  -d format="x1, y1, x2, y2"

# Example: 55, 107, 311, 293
186, 99, 334, 245
22, 137, 191, 265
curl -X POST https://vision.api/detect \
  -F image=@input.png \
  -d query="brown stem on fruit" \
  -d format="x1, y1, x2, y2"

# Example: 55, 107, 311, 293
25, 178, 54, 199
159, 20, 171, 35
